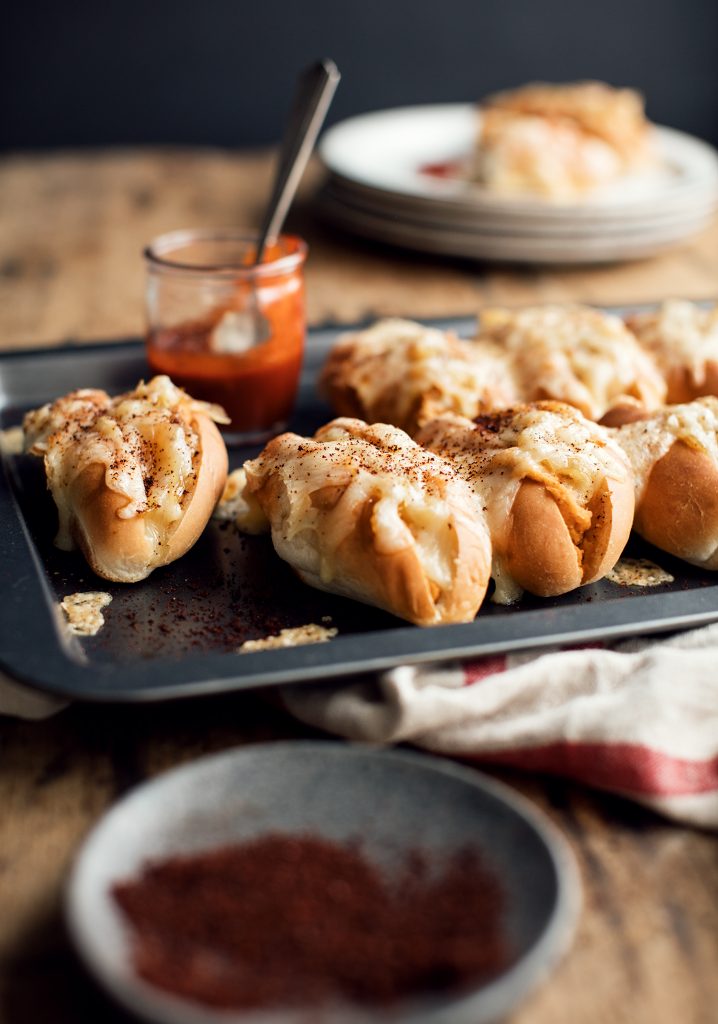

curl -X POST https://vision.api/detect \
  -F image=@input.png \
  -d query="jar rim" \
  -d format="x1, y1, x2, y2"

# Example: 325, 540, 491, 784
144, 229, 307, 278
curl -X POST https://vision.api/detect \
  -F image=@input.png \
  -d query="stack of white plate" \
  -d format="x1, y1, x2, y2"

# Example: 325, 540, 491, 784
318, 104, 718, 264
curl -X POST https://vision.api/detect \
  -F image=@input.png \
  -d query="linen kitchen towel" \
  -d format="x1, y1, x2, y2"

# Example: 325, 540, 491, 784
281, 622, 718, 830
3, 622, 717, 829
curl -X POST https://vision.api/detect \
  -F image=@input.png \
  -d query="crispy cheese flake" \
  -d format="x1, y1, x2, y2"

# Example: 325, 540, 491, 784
606, 558, 675, 588
238, 623, 337, 653
0, 426, 24, 456
60, 591, 112, 636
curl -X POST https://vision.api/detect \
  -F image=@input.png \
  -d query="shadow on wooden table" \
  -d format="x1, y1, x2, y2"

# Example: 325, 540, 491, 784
1, 692, 716, 1024
1, 911, 131, 1023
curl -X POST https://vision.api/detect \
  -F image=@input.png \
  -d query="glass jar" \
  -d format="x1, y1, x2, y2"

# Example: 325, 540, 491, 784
144, 230, 308, 444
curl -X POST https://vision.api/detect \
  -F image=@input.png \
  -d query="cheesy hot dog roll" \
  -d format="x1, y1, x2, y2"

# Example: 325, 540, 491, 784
477, 304, 666, 421
613, 396, 718, 569
241, 418, 492, 626
318, 318, 517, 436
475, 82, 655, 198
417, 402, 634, 603
626, 300, 718, 404
23, 376, 228, 583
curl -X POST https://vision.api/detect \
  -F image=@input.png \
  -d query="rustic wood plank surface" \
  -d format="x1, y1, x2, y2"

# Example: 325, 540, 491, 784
2, 149, 718, 349
0, 149, 717, 1024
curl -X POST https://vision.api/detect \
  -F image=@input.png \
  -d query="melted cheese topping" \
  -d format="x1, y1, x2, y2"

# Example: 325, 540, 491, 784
214, 467, 269, 533
628, 300, 718, 387
475, 111, 622, 198
60, 591, 112, 636
483, 81, 651, 163
490, 560, 525, 606
322, 319, 517, 434
418, 404, 630, 604
613, 396, 718, 500
23, 376, 228, 555
245, 418, 488, 603
238, 623, 337, 653
477, 305, 666, 419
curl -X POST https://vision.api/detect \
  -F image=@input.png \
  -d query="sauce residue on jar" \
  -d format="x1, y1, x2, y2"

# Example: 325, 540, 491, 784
146, 239, 306, 437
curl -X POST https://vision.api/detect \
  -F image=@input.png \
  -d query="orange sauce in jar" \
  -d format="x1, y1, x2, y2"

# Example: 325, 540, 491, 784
146, 238, 306, 440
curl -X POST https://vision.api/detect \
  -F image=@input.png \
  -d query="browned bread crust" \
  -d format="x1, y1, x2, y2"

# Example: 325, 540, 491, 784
634, 440, 718, 568
598, 401, 652, 427
611, 397, 718, 568
503, 479, 583, 595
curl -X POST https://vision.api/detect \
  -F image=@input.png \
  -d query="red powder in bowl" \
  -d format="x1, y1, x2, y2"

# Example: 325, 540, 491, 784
112, 833, 510, 1011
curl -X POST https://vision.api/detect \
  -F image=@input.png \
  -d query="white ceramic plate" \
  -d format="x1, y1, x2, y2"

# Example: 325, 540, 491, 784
320, 191, 716, 264
322, 178, 718, 239
318, 104, 718, 263
320, 104, 718, 218
323, 175, 718, 233
66, 743, 580, 1024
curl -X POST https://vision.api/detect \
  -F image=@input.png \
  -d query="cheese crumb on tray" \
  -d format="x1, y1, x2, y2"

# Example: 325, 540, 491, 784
60, 592, 112, 636
606, 558, 675, 587
238, 623, 337, 653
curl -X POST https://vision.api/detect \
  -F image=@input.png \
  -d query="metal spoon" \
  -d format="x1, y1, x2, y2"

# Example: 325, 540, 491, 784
255, 58, 341, 266
215, 59, 340, 352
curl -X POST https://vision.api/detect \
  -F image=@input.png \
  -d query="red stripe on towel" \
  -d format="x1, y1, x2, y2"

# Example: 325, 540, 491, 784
467, 742, 718, 796
463, 656, 508, 685
461, 642, 604, 686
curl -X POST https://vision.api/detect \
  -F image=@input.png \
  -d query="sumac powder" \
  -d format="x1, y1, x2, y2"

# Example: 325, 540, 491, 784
112, 833, 510, 1011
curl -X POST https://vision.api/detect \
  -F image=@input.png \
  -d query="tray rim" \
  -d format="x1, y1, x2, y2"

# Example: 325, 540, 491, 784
3, 315, 718, 704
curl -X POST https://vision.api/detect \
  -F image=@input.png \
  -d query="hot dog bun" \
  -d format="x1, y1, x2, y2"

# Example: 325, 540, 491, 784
613, 396, 718, 568
23, 376, 229, 582
318, 318, 517, 436
242, 418, 492, 626
416, 402, 635, 602
476, 304, 666, 421
479, 82, 654, 185
626, 300, 718, 404
319, 307, 668, 436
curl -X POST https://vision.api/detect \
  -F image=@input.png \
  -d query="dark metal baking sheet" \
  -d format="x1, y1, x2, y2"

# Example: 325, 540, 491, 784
2, 317, 718, 703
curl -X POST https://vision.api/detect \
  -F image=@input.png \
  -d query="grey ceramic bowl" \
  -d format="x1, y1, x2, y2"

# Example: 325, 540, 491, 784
65, 741, 580, 1024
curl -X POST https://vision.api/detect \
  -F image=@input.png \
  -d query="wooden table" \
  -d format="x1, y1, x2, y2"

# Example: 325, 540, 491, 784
1, 149, 717, 1024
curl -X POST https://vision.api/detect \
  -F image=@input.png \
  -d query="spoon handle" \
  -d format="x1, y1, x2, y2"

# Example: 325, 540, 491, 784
255, 58, 341, 265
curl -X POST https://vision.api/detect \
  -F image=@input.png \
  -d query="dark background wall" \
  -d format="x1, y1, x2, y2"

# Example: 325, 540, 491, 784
3, 0, 718, 150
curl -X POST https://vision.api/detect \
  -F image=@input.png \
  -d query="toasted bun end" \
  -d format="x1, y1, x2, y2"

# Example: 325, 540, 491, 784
503, 480, 583, 597
635, 440, 718, 568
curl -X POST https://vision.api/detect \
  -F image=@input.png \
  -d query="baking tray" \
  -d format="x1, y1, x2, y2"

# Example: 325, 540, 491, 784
2, 317, 718, 703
